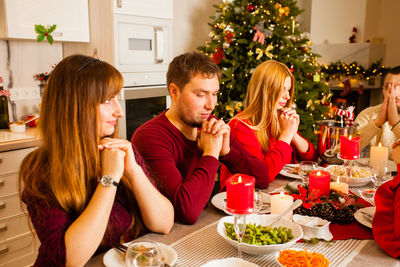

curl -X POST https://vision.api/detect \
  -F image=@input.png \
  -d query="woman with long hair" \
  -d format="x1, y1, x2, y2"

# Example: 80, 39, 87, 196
19, 55, 174, 266
220, 60, 316, 188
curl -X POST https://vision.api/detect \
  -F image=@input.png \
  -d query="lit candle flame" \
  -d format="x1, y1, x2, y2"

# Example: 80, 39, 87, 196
317, 171, 321, 176
349, 135, 352, 140
379, 142, 382, 147
280, 192, 284, 198
336, 177, 340, 183
238, 176, 242, 183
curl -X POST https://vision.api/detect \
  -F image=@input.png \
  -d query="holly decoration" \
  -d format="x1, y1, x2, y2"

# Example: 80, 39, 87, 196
34, 24, 57, 45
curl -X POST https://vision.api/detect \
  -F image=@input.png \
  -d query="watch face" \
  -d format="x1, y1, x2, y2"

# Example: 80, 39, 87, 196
101, 175, 113, 186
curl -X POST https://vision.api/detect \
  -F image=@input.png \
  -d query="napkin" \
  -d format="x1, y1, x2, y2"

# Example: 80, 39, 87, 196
329, 194, 373, 240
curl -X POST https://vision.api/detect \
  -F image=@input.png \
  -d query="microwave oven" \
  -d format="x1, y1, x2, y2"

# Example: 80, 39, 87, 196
113, 14, 172, 87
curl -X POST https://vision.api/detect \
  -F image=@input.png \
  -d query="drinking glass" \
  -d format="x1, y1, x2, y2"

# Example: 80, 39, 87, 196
254, 190, 263, 215
299, 161, 318, 185
233, 215, 247, 258
125, 241, 161, 267
371, 167, 392, 189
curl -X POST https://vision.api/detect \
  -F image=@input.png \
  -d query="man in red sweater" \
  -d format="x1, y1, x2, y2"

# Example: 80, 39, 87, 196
132, 52, 269, 224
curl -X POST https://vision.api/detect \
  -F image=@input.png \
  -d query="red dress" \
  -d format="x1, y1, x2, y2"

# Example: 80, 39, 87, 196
220, 118, 316, 188
372, 164, 400, 258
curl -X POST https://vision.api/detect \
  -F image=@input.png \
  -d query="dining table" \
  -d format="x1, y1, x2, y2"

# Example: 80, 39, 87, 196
86, 174, 400, 267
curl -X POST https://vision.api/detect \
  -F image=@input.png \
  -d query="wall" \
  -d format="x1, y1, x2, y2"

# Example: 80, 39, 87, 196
172, 0, 220, 56
310, 0, 367, 44
0, 40, 62, 121
377, 0, 400, 67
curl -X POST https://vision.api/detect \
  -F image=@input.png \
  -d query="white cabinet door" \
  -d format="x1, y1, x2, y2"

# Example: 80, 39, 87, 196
113, 0, 173, 19
0, 0, 89, 42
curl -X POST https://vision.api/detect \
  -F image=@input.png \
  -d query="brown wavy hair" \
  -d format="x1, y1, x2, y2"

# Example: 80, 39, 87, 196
235, 60, 294, 151
19, 55, 145, 239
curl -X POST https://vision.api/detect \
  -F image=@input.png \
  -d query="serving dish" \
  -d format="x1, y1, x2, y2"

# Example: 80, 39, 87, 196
200, 257, 258, 267
217, 214, 303, 255
325, 165, 372, 187
292, 214, 333, 241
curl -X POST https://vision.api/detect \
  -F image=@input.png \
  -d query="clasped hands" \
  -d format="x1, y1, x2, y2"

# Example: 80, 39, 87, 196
278, 107, 300, 144
98, 138, 138, 182
375, 88, 400, 128
197, 118, 230, 159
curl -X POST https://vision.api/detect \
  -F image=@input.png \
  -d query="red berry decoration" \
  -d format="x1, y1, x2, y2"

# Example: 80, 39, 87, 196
290, 68, 294, 73
247, 4, 255, 12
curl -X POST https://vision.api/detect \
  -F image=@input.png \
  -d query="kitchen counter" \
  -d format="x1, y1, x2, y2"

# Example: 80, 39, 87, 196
0, 127, 41, 152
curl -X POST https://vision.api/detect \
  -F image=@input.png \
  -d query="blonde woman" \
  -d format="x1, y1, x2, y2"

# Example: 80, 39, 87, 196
19, 55, 173, 266
220, 60, 316, 188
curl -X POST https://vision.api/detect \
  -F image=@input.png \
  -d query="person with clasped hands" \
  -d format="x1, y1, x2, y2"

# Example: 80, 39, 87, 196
373, 139, 400, 258
19, 55, 174, 266
132, 51, 269, 225
355, 66, 400, 154
219, 60, 317, 187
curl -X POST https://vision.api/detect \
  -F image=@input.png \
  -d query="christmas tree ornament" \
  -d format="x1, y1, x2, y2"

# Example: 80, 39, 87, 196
253, 28, 265, 45
223, 42, 230, 49
219, 1, 229, 16
275, 3, 290, 21
234, 7, 243, 14
219, 22, 227, 29
224, 30, 234, 43
247, 50, 254, 57
211, 46, 225, 64
247, 4, 255, 13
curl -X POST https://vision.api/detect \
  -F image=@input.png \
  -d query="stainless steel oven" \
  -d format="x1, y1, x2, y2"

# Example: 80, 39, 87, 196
118, 85, 170, 140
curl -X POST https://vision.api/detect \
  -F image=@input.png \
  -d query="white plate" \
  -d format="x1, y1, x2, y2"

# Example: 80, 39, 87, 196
279, 164, 302, 179
217, 214, 303, 255
211, 192, 271, 214
354, 206, 376, 228
103, 242, 177, 267
200, 257, 259, 267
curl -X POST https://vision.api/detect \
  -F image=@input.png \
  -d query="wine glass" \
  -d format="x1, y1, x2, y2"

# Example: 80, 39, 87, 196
371, 166, 392, 189
233, 215, 247, 258
299, 161, 318, 185
254, 190, 263, 215
125, 241, 161, 267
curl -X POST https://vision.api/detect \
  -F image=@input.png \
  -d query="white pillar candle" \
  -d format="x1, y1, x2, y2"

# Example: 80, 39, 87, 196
330, 177, 349, 194
271, 192, 294, 219
370, 143, 389, 176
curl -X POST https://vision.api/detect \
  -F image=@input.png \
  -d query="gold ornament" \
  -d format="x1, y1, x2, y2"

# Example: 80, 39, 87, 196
255, 44, 274, 60
219, 22, 227, 29
275, 3, 290, 21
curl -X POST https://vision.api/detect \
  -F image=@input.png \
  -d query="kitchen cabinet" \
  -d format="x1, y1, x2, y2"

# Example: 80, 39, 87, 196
63, 0, 172, 86
0, 0, 89, 42
113, 0, 172, 19
0, 147, 39, 267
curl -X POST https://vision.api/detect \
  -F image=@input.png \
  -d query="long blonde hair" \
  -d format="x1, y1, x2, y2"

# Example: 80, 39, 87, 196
20, 55, 145, 237
235, 60, 294, 151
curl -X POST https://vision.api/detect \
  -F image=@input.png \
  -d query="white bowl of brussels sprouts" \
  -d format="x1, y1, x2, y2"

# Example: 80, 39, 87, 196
217, 214, 303, 255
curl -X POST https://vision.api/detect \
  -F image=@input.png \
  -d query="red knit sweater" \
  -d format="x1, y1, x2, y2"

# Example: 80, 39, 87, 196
220, 118, 316, 188
373, 164, 400, 258
132, 111, 269, 224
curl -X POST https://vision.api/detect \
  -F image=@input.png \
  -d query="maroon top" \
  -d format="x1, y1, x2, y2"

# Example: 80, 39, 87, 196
22, 147, 150, 267
131, 111, 269, 225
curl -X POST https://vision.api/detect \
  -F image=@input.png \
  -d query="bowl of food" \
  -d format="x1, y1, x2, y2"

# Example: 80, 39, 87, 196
217, 214, 303, 255
276, 248, 330, 267
9, 121, 26, 132
325, 165, 372, 187
292, 214, 333, 241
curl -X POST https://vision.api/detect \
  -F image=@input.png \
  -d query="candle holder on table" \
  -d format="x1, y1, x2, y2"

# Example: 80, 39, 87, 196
226, 174, 255, 258
338, 135, 360, 183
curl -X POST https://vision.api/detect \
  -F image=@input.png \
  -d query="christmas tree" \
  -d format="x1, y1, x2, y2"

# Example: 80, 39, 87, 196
198, 0, 331, 144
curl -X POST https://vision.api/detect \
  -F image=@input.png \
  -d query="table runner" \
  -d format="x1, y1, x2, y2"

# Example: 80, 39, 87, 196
170, 221, 369, 267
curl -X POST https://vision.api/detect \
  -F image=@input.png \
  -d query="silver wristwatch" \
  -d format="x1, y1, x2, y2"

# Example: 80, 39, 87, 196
98, 174, 119, 187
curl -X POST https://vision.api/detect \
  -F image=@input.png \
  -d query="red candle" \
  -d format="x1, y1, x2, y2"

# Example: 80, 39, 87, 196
308, 170, 331, 198
226, 174, 255, 214
340, 135, 360, 160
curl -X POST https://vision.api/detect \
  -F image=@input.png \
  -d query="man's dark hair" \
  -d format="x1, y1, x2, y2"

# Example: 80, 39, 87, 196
384, 65, 400, 79
166, 51, 222, 90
